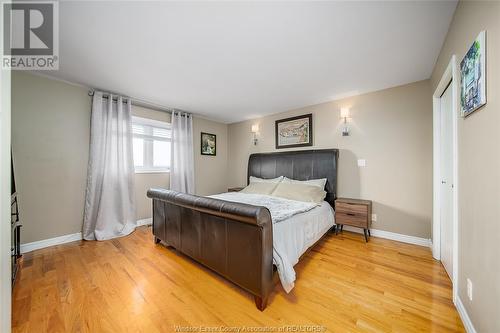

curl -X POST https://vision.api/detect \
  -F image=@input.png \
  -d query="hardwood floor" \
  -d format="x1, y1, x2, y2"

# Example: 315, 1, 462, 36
12, 226, 465, 333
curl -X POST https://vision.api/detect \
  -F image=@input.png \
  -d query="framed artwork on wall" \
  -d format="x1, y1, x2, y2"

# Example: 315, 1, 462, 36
201, 132, 216, 156
275, 113, 313, 149
460, 30, 486, 117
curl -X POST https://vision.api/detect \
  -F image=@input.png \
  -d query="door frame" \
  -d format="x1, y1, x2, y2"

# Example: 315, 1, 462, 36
0, 56, 12, 332
432, 55, 459, 303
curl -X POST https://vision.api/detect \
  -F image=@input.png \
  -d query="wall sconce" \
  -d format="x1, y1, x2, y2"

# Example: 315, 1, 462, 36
340, 107, 350, 136
251, 124, 259, 145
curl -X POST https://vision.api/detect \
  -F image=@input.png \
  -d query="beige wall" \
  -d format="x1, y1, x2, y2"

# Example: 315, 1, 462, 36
12, 72, 229, 243
12, 72, 90, 243
193, 117, 229, 195
228, 80, 433, 238
431, 1, 500, 331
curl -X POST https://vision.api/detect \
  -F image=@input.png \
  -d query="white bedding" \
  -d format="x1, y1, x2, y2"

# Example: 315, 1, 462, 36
209, 192, 319, 223
208, 192, 335, 292
273, 201, 334, 292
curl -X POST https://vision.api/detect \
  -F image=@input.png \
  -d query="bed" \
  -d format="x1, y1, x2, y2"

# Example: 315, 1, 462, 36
147, 149, 339, 310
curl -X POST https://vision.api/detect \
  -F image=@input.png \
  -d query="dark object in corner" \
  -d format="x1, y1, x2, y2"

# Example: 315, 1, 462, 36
228, 187, 244, 192
11, 153, 22, 286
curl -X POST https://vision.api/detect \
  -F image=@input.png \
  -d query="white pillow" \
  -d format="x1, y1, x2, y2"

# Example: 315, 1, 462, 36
241, 182, 279, 195
271, 182, 327, 203
249, 176, 283, 184
282, 177, 327, 189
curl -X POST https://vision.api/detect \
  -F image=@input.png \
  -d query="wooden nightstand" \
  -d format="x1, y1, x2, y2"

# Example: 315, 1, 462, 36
335, 198, 372, 242
228, 187, 244, 192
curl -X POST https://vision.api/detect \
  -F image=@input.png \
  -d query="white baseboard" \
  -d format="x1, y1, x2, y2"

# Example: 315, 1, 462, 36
21, 219, 428, 253
456, 296, 477, 333
21, 218, 153, 254
137, 218, 152, 226
20, 232, 82, 254
341, 225, 432, 247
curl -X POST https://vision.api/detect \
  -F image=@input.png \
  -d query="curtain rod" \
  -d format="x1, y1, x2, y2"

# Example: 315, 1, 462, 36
88, 90, 187, 115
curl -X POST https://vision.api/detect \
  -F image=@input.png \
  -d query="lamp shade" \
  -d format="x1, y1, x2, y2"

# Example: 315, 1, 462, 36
251, 124, 259, 133
340, 107, 350, 119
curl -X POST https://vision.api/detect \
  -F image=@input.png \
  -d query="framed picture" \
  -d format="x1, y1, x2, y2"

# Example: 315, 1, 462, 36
275, 113, 313, 149
460, 31, 486, 117
201, 132, 216, 156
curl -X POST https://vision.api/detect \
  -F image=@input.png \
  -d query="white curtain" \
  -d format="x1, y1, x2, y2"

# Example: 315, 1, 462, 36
170, 111, 195, 194
83, 92, 137, 241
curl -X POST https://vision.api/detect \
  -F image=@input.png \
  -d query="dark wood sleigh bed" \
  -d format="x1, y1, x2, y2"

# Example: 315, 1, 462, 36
147, 149, 339, 310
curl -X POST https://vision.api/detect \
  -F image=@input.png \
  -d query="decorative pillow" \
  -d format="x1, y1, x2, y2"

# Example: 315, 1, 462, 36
271, 182, 327, 203
249, 176, 283, 184
282, 177, 327, 189
241, 182, 280, 195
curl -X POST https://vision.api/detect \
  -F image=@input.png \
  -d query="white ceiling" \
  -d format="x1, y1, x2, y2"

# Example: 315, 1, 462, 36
44, 1, 457, 123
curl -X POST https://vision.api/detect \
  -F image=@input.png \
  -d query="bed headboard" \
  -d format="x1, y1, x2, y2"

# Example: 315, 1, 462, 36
247, 149, 339, 207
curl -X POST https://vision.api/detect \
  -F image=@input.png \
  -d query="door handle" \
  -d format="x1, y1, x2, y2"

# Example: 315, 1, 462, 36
441, 181, 446, 184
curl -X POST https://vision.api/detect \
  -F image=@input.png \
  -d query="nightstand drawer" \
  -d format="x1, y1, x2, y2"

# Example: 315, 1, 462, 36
335, 211, 368, 228
336, 202, 369, 216
335, 197, 373, 242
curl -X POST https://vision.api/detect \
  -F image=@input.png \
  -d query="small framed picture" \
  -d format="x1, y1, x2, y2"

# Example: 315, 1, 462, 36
201, 132, 216, 156
460, 31, 487, 117
275, 113, 313, 149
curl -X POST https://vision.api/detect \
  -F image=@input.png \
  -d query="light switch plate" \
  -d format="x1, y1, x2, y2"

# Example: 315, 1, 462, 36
357, 159, 366, 167
372, 214, 377, 222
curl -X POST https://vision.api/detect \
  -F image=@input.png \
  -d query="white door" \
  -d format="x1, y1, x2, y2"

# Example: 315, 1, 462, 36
440, 82, 454, 278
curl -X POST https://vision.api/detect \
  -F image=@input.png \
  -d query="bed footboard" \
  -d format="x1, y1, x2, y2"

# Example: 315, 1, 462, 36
146, 188, 274, 310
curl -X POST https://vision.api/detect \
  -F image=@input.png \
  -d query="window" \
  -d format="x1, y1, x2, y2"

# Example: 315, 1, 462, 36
132, 116, 171, 173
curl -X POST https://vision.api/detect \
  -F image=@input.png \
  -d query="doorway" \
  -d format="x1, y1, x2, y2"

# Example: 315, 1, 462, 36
432, 55, 459, 303
439, 82, 454, 278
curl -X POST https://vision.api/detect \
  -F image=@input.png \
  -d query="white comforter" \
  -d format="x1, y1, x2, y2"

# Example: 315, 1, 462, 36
209, 192, 334, 292
209, 192, 319, 223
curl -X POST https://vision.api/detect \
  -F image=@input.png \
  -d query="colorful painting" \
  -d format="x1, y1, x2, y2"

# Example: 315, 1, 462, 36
460, 31, 486, 117
201, 132, 216, 156
275, 114, 313, 149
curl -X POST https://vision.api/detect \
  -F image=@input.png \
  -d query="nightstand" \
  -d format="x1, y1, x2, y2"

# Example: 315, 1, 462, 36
228, 187, 244, 192
335, 198, 372, 242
